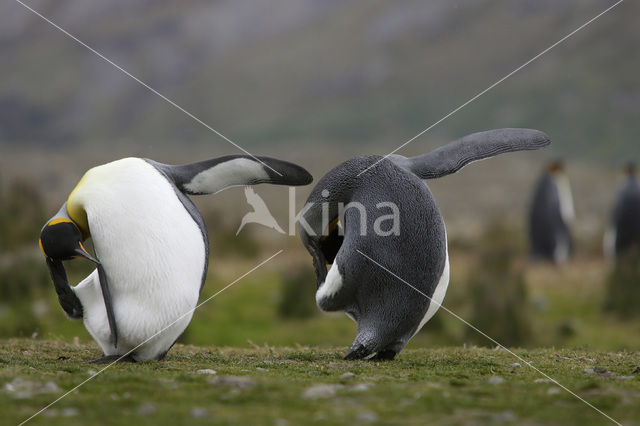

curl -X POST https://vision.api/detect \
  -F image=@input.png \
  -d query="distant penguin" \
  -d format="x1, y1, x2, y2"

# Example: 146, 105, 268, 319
528, 160, 574, 264
604, 163, 640, 258
39, 155, 311, 362
298, 129, 550, 360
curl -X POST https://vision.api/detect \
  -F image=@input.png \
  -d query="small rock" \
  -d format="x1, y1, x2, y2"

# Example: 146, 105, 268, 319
340, 372, 356, 380
196, 369, 217, 375
547, 387, 561, 395
137, 403, 156, 416
594, 367, 614, 377
491, 410, 516, 424
534, 378, 552, 383
190, 407, 208, 418
488, 376, 505, 385
351, 383, 372, 391
61, 407, 79, 417
509, 363, 521, 369
256, 367, 269, 372
4, 377, 61, 399
585, 367, 614, 378
208, 376, 256, 390
355, 411, 378, 423
617, 376, 635, 381
302, 384, 336, 399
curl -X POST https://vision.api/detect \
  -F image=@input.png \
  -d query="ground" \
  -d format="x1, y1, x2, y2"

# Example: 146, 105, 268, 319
1, 339, 638, 425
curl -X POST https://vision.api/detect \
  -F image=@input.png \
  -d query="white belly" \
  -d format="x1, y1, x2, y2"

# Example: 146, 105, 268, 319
70, 158, 205, 360
316, 263, 343, 307
412, 234, 450, 338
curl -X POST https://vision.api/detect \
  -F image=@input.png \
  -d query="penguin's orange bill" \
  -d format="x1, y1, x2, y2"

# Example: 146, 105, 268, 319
74, 241, 99, 264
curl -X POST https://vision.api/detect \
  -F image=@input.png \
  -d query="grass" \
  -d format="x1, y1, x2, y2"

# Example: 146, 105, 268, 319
1, 339, 639, 425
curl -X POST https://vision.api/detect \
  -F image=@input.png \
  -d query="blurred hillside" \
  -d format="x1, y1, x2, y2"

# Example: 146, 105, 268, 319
1, 0, 637, 243
0, 0, 637, 160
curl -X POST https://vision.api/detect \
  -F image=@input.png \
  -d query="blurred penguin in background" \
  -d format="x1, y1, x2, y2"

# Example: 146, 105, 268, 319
604, 163, 640, 258
529, 160, 574, 264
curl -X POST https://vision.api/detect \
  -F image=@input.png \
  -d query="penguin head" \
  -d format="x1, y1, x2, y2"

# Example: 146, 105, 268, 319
39, 202, 97, 263
39, 219, 97, 262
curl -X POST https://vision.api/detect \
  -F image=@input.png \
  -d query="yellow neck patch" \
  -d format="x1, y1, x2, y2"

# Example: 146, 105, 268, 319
320, 216, 340, 242
48, 218, 73, 226
67, 177, 90, 238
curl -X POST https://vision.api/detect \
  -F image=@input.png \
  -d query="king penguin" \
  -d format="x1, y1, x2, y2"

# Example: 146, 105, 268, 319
39, 155, 312, 362
298, 128, 550, 360
528, 160, 574, 264
604, 163, 640, 258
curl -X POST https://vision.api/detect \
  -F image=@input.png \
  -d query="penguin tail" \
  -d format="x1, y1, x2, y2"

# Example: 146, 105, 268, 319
388, 128, 550, 180
148, 155, 312, 195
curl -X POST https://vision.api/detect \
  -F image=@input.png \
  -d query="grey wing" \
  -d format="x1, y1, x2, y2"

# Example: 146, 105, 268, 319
146, 155, 312, 195
390, 128, 551, 179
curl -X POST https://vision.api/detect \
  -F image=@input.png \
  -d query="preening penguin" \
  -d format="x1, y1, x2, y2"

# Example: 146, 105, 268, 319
299, 128, 550, 360
528, 160, 574, 264
39, 155, 312, 362
604, 163, 640, 258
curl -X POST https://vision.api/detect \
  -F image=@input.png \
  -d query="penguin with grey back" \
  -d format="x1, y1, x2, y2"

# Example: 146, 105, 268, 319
299, 128, 550, 360
39, 155, 311, 362
604, 163, 640, 257
528, 160, 574, 264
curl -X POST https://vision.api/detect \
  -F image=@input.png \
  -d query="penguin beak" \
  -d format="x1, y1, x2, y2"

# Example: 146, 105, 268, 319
74, 242, 99, 264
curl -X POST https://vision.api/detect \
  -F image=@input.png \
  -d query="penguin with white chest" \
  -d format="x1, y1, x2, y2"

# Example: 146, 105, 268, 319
39, 155, 312, 362
299, 129, 550, 360
528, 160, 574, 264
604, 163, 640, 258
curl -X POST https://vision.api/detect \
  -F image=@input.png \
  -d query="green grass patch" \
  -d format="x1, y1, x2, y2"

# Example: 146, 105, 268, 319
1, 339, 638, 425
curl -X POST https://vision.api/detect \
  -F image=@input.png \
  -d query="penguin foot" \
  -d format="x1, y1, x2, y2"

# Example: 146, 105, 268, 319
343, 345, 371, 360
370, 350, 396, 361
88, 354, 137, 364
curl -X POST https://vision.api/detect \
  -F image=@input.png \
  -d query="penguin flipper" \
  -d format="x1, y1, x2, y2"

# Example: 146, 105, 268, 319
96, 263, 118, 349
389, 128, 550, 179
147, 155, 312, 195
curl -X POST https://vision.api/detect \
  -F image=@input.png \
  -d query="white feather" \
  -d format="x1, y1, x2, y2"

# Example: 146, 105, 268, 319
184, 158, 268, 194
554, 174, 575, 224
412, 230, 450, 337
316, 263, 343, 308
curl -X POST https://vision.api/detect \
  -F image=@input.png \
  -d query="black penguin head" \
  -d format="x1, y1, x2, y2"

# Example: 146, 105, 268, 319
39, 219, 97, 262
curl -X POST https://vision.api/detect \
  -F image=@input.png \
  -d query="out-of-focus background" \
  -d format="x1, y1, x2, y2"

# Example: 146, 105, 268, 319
1, 0, 639, 351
